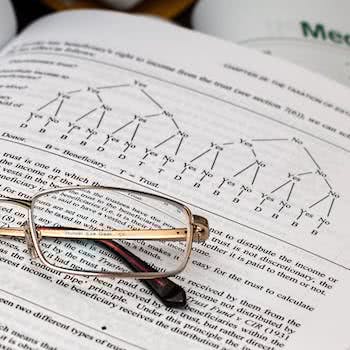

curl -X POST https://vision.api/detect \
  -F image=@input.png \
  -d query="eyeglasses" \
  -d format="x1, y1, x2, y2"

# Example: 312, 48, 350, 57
0, 186, 209, 307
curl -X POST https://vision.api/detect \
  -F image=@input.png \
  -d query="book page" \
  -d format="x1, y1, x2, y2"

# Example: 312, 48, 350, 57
287, 282, 350, 349
0, 0, 16, 49
192, 0, 350, 87
0, 10, 349, 350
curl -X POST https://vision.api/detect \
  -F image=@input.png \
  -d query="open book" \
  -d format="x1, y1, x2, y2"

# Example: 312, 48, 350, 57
192, 0, 350, 87
0, 8, 349, 350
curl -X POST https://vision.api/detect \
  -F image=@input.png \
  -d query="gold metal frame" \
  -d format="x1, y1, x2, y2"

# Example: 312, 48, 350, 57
0, 186, 209, 279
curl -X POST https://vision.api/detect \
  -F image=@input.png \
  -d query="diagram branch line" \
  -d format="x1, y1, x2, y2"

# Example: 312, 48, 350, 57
37, 97, 58, 111
297, 171, 313, 176
287, 182, 295, 202
55, 99, 64, 117
97, 84, 130, 89
251, 166, 260, 185
112, 119, 134, 134
251, 138, 289, 142
96, 110, 105, 129
143, 112, 163, 118
190, 148, 211, 162
175, 136, 184, 155
233, 161, 256, 177
304, 147, 321, 169
324, 178, 333, 190
171, 118, 180, 130
327, 198, 335, 217
309, 194, 330, 209
211, 151, 220, 170
96, 92, 103, 103
271, 179, 292, 194
76, 107, 97, 122
140, 89, 162, 109
154, 134, 176, 148
130, 123, 140, 142
67, 89, 82, 94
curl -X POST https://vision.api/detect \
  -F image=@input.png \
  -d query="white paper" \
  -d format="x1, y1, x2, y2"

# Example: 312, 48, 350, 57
287, 282, 350, 349
0, 10, 349, 349
192, 0, 350, 87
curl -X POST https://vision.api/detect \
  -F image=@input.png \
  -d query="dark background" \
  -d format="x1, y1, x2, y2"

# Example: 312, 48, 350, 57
10, 0, 194, 32
12, 0, 51, 30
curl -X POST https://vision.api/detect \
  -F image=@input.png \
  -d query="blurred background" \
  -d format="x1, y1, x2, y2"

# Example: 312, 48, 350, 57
11, 0, 197, 30
7, 0, 350, 87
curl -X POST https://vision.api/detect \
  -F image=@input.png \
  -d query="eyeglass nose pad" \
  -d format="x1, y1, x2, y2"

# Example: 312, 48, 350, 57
23, 221, 38, 259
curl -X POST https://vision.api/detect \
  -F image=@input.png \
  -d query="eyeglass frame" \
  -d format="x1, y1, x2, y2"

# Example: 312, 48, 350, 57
0, 185, 209, 280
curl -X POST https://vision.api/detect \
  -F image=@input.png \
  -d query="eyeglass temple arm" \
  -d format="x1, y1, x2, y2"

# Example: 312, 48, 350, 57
0, 226, 188, 308
0, 216, 209, 242
98, 240, 186, 308
0, 215, 208, 307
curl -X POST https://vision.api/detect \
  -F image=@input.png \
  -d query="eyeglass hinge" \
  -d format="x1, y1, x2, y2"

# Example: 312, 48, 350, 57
23, 222, 38, 259
192, 215, 209, 243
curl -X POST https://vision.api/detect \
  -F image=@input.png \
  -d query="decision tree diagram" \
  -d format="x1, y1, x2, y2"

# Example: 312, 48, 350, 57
19, 80, 339, 235
187, 137, 266, 184
177, 135, 339, 234
21, 80, 188, 158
